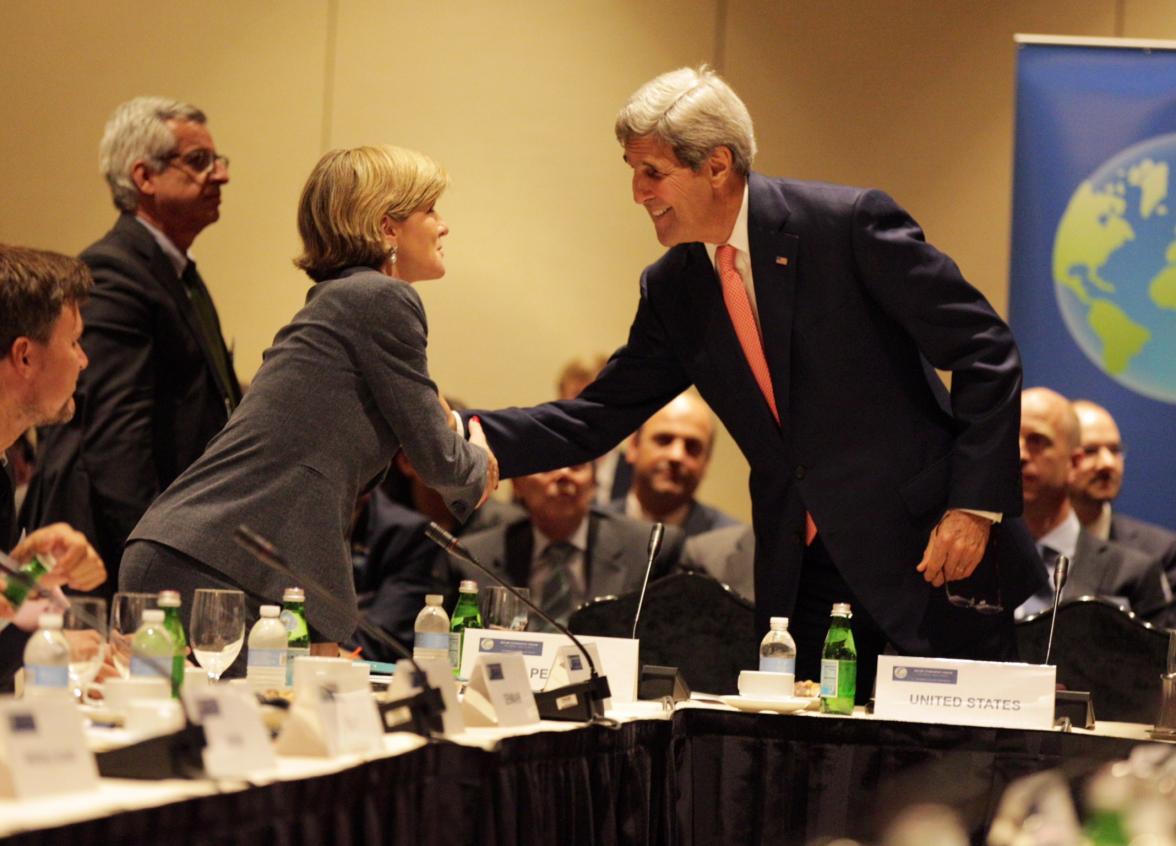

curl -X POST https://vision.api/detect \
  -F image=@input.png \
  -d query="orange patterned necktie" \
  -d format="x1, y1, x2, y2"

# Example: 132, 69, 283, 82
716, 244, 817, 545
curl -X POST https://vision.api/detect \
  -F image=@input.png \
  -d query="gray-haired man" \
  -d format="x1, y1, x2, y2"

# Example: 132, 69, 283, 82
24, 97, 241, 596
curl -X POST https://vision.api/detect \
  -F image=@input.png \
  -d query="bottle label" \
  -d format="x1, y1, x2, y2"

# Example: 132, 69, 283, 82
820, 659, 838, 697
286, 646, 310, 685
26, 664, 69, 688
759, 657, 795, 675
131, 655, 171, 680
247, 648, 287, 668
415, 632, 449, 652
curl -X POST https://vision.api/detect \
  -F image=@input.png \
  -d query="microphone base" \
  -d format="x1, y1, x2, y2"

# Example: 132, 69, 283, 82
638, 665, 691, 703
1055, 689, 1095, 729
96, 722, 207, 780
535, 675, 611, 722
377, 687, 446, 737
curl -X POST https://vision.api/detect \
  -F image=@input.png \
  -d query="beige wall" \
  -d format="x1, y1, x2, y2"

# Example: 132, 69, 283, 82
3, 0, 1174, 522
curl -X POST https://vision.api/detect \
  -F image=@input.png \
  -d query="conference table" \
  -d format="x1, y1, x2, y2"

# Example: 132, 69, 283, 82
0, 699, 1159, 846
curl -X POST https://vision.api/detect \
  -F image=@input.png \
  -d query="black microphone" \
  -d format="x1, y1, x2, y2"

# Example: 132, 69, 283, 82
1044, 554, 1070, 666
630, 523, 664, 639
232, 525, 446, 737
425, 522, 611, 722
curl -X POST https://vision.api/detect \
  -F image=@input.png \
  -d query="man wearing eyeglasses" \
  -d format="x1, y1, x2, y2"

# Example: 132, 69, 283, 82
23, 97, 241, 599
1069, 399, 1176, 585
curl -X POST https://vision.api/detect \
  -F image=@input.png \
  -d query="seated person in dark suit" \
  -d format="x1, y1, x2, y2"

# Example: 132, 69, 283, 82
681, 523, 755, 602
0, 246, 107, 688
1070, 399, 1176, 583
1015, 387, 1170, 622
609, 390, 741, 538
349, 449, 522, 661
438, 462, 684, 629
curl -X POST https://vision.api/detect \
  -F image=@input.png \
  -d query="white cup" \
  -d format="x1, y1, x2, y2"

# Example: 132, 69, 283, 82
102, 676, 171, 712
738, 669, 795, 699
125, 699, 185, 736
183, 665, 210, 693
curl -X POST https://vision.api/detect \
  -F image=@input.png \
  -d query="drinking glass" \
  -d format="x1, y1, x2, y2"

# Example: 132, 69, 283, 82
109, 592, 158, 678
189, 589, 245, 682
481, 586, 529, 631
63, 596, 107, 702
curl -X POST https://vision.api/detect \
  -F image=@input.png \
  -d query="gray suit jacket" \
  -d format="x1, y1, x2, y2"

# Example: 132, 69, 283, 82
127, 268, 487, 641
438, 507, 684, 611
1111, 511, 1176, 581
1063, 527, 1171, 621
682, 523, 755, 602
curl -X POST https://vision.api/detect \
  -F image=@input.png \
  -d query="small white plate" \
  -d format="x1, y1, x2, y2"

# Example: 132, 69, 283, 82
720, 694, 817, 714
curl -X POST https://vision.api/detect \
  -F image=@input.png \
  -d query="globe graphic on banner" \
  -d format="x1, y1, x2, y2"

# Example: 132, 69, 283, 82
1052, 133, 1176, 403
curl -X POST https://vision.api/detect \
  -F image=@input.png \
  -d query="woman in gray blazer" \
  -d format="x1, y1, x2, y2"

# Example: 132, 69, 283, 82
120, 146, 496, 653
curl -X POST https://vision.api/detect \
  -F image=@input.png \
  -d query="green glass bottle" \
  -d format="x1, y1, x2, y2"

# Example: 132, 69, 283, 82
281, 587, 310, 687
448, 580, 482, 677
819, 602, 857, 715
2, 553, 55, 608
157, 590, 188, 698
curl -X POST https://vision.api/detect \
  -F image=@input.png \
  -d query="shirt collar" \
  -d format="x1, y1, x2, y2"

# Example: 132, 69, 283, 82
1089, 502, 1113, 541
134, 215, 190, 278
704, 181, 751, 265
1038, 510, 1081, 560
532, 517, 589, 556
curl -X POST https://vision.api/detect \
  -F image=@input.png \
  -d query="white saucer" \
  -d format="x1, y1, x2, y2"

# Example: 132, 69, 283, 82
720, 694, 816, 714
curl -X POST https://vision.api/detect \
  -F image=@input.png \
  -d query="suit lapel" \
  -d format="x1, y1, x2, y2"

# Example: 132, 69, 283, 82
747, 174, 797, 418
585, 511, 625, 597
504, 521, 534, 588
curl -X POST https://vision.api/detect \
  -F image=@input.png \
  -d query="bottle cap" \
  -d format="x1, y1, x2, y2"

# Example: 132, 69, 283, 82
260, 605, 281, 617
142, 609, 165, 623
458, 580, 478, 594
37, 613, 63, 629
283, 587, 305, 602
769, 616, 790, 630
158, 590, 181, 608
425, 594, 444, 606
830, 602, 853, 618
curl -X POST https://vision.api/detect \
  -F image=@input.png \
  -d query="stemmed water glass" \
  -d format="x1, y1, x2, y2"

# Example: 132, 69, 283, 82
63, 596, 107, 702
109, 592, 158, 678
189, 589, 245, 682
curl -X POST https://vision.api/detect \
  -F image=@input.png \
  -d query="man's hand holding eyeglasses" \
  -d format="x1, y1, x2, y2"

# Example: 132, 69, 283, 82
915, 510, 992, 587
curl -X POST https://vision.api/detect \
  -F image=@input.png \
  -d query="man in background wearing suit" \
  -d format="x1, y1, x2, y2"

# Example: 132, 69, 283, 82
611, 390, 740, 537
0, 245, 107, 688
1015, 387, 1170, 621
1069, 399, 1176, 583
467, 65, 1042, 700
438, 463, 683, 629
24, 97, 240, 596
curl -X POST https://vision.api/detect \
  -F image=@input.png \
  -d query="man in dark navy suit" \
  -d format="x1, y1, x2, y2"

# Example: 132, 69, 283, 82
467, 66, 1041, 699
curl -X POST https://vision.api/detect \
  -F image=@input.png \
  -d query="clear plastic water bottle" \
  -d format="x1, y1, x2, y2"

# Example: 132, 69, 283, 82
280, 587, 310, 686
449, 580, 482, 677
820, 602, 857, 715
759, 616, 797, 675
413, 594, 450, 666
22, 612, 71, 698
158, 590, 187, 698
130, 608, 176, 682
246, 605, 289, 691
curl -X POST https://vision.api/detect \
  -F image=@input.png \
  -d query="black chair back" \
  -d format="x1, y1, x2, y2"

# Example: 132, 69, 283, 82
568, 572, 757, 694
1016, 597, 1170, 723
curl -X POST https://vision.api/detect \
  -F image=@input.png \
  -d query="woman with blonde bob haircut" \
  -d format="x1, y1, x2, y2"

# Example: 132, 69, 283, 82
121, 145, 497, 659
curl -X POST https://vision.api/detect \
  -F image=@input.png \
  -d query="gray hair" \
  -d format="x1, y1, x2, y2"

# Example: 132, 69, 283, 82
99, 96, 207, 212
615, 65, 756, 175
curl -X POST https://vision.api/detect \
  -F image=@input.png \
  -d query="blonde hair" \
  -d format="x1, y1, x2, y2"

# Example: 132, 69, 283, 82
294, 145, 449, 282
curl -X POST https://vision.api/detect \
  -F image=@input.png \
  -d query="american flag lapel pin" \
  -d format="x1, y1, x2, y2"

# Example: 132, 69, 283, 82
775, 256, 789, 266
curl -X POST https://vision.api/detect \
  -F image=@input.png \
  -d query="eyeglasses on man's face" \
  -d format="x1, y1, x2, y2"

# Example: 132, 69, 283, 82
164, 149, 229, 177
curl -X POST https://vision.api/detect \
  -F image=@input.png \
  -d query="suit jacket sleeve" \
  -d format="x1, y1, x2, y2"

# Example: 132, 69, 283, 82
471, 275, 692, 479
360, 281, 486, 519
850, 189, 1023, 513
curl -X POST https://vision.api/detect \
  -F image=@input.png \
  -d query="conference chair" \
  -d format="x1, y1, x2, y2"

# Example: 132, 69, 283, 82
1015, 597, 1171, 724
569, 572, 758, 694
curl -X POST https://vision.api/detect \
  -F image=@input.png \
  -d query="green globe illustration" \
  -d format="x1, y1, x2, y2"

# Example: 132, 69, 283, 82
1052, 133, 1176, 403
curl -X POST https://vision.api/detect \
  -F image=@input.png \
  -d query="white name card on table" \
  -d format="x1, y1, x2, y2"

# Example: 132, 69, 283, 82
386, 656, 464, 736
547, 643, 612, 711
276, 683, 383, 758
459, 630, 639, 702
0, 696, 99, 798
874, 656, 1056, 730
186, 687, 276, 778
462, 653, 539, 728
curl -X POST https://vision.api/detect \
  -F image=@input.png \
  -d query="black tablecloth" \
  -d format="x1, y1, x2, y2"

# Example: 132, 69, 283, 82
0, 710, 1146, 846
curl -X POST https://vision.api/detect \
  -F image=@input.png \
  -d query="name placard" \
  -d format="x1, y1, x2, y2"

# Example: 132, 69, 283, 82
463, 653, 538, 727
386, 656, 465, 736
186, 687, 276, 778
316, 687, 384, 756
0, 697, 98, 799
459, 630, 638, 702
874, 656, 1056, 730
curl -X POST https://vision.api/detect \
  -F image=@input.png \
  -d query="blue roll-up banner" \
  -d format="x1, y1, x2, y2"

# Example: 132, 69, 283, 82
1009, 36, 1176, 530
